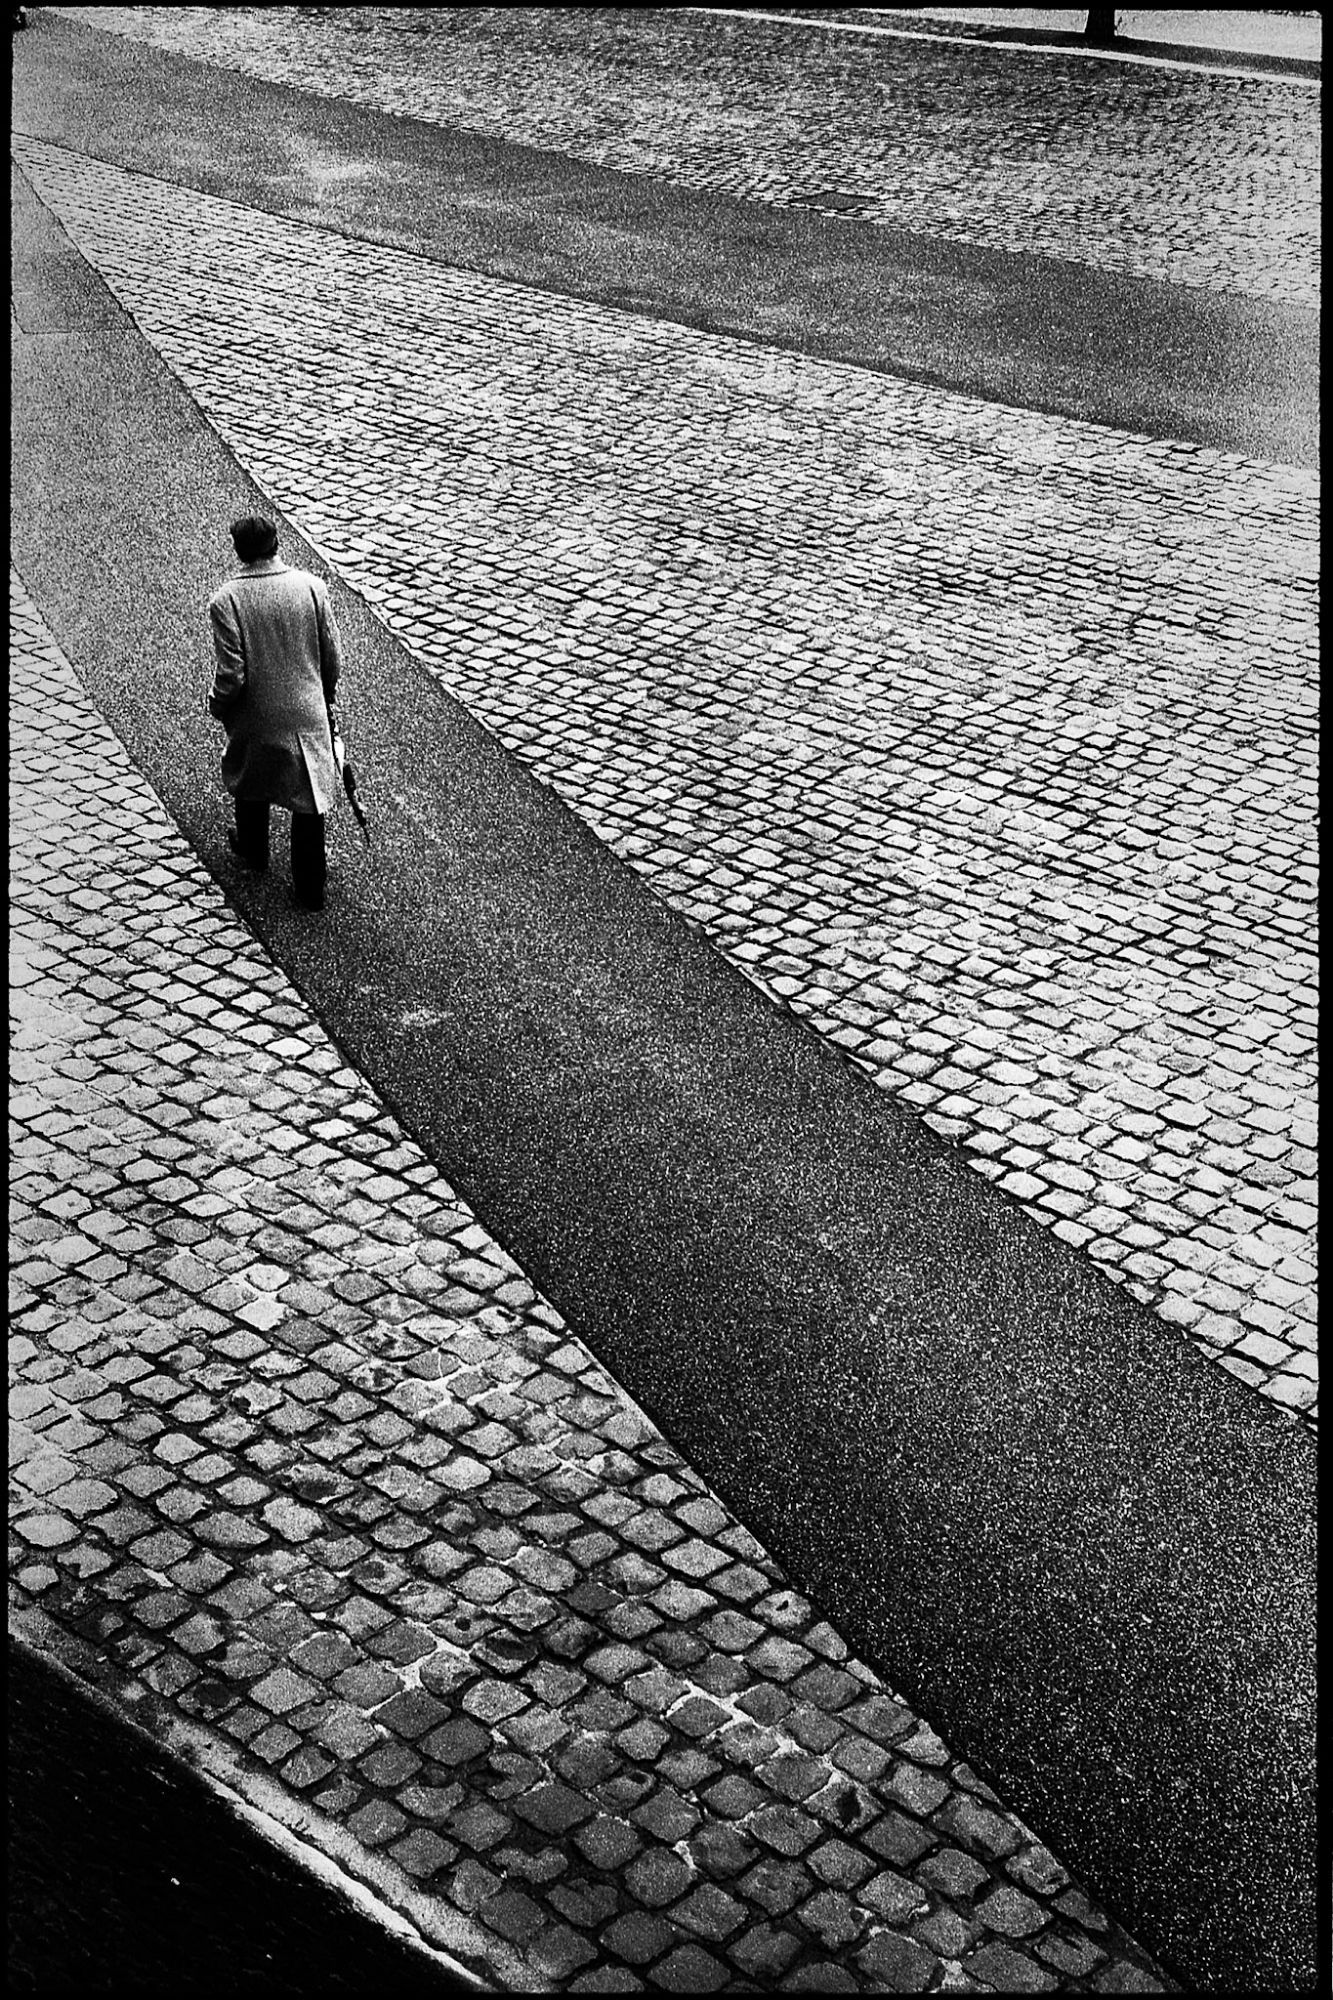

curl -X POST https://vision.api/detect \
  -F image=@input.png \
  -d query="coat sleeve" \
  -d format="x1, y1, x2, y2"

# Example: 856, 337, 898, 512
207, 593, 247, 719
315, 584, 343, 708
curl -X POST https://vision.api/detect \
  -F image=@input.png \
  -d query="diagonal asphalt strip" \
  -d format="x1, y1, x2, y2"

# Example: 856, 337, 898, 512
10, 21, 1317, 1438
9, 140, 1314, 1997
7, 128, 1319, 1437
10, 567, 1163, 1996
47, 4, 1320, 313
13, 7, 1319, 468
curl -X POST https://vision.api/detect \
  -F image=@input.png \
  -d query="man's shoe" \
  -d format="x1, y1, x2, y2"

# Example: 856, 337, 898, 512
294, 890, 325, 912
227, 830, 268, 872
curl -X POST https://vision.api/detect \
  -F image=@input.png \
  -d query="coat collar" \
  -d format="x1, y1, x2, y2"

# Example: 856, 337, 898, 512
232, 556, 288, 578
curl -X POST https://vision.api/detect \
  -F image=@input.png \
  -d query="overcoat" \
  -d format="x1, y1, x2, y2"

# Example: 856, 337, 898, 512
208, 557, 343, 815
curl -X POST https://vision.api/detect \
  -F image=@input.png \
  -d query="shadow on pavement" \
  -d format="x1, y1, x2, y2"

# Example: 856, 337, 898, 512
7, 1638, 476, 1995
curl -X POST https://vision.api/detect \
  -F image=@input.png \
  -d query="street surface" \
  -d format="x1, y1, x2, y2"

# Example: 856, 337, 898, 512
63, 5, 1319, 304
873, 11, 1322, 63
9, 1636, 471, 1993
11, 575, 1166, 1993
10, 6, 1319, 1996
11, 93, 1317, 1426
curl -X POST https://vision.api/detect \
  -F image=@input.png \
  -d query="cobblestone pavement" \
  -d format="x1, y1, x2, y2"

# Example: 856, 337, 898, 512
56, 4, 1320, 306
13, 136, 1318, 1431
9, 570, 1169, 1993
871, 8, 1323, 61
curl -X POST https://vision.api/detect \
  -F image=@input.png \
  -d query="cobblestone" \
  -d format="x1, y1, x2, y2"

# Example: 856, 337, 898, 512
60, 4, 1319, 305
11, 134, 1315, 1429
8, 574, 1166, 1987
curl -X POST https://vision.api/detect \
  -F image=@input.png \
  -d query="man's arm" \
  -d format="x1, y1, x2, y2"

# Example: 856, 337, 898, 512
207, 594, 247, 719
314, 583, 344, 708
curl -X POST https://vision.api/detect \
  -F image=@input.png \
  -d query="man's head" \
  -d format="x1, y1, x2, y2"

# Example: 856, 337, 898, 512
231, 515, 279, 564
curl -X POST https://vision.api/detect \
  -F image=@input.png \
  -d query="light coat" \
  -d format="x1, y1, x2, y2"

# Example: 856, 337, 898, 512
208, 558, 343, 815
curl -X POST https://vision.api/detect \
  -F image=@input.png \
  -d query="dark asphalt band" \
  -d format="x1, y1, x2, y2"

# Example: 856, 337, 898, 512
10, 163, 1314, 1993
12, 10, 1317, 469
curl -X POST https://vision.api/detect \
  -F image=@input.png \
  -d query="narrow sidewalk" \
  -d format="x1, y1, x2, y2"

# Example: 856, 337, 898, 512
825, 8, 1322, 76
8, 567, 1165, 1992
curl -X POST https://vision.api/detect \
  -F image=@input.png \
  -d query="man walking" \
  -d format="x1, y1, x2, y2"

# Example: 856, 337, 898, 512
208, 515, 343, 911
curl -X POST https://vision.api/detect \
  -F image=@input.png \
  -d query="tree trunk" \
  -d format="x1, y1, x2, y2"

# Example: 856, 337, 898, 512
1085, 7, 1117, 43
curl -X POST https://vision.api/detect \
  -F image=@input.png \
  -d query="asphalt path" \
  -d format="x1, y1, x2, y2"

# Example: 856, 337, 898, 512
11, 8, 1317, 467
7, 1638, 473, 1995
9, 132, 1315, 1993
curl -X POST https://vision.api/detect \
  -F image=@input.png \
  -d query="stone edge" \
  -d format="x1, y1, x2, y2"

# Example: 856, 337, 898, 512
9, 1598, 522, 1993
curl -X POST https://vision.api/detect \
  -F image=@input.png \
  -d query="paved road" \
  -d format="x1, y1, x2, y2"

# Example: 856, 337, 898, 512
8, 1637, 472, 1994
9, 108, 1317, 1427
10, 575, 1167, 1995
10, 132, 1315, 2000
22, 11, 1318, 469
883, 8, 1322, 64
59, 4, 1320, 305
9, 8, 1318, 1993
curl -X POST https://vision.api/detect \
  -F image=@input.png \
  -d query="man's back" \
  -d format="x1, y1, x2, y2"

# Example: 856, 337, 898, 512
208, 554, 344, 819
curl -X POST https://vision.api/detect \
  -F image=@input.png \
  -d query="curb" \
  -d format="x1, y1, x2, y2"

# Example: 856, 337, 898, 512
10, 1601, 517, 1994
715, 7, 1324, 83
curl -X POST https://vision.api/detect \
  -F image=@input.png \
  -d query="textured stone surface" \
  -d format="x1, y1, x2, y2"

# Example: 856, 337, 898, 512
10, 16, 1316, 1986
9, 575, 1167, 1991
58, 4, 1320, 305
10, 129, 1315, 1428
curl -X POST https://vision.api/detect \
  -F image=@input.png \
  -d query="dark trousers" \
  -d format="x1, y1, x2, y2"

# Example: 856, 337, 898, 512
235, 799, 326, 905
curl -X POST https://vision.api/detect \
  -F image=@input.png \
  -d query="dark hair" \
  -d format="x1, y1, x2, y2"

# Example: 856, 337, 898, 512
231, 515, 279, 563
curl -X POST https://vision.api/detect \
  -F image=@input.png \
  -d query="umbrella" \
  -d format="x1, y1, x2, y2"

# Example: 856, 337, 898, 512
328, 712, 370, 848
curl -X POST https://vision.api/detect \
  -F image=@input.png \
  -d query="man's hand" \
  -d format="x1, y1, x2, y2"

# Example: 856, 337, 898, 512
208, 684, 243, 723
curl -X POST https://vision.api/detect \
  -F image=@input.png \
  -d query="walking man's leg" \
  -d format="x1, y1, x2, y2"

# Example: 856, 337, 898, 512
291, 812, 327, 910
230, 798, 270, 870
